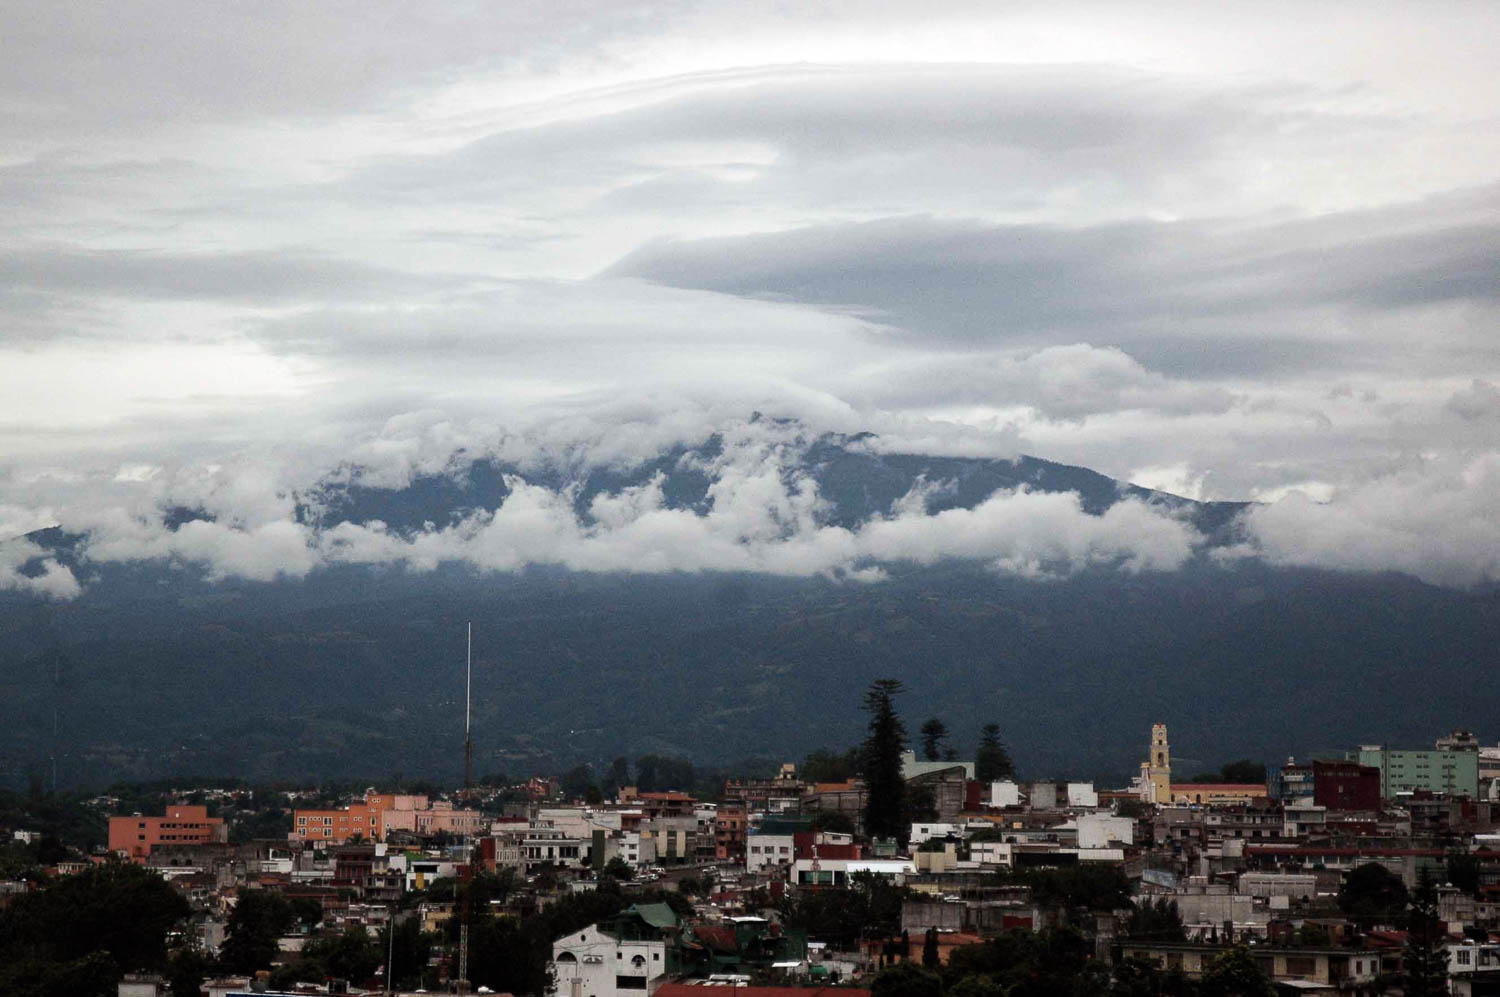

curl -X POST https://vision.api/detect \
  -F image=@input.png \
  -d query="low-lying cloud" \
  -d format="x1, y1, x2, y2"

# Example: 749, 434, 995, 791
1234, 453, 1500, 588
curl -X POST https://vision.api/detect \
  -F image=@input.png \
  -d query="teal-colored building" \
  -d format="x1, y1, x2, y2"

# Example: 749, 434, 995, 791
1355, 745, 1479, 798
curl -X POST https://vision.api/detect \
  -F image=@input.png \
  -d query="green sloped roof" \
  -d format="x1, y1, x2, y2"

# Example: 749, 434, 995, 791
628, 902, 680, 929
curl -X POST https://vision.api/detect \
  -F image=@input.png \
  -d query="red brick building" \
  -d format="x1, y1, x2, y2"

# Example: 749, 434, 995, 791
1313, 760, 1381, 811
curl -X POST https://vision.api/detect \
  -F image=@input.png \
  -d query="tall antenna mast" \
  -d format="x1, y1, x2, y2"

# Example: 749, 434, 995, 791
464, 621, 473, 796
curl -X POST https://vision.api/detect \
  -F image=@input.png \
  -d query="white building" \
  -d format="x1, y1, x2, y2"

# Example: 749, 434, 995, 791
909, 822, 963, 845
1076, 813, 1135, 850
523, 826, 586, 871
901, 750, 976, 781
991, 780, 1022, 808
1066, 783, 1099, 808
746, 833, 795, 873
546, 904, 679, 997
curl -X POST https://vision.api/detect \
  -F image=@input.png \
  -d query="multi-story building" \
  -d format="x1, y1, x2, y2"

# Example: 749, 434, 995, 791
1312, 760, 1381, 811
1118, 941, 1381, 991
522, 826, 585, 871
413, 802, 486, 838
723, 764, 807, 812
291, 790, 485, 845
291, 802, 386, 845
1356, 744, 1480, 799
108, 805, 227, 861
715, 802, 748, 862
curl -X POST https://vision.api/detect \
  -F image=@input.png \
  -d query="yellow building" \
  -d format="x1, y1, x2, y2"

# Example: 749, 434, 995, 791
1138, 723, 1172, 803
1168, 783, 1269, 805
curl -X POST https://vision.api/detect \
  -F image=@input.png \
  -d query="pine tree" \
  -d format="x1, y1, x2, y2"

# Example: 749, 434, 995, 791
1403, 872, 1450, 997
861, 679, 909, 844
975, 724, 1015, 782
922, 926, 940, 968
919, 717, 949, 761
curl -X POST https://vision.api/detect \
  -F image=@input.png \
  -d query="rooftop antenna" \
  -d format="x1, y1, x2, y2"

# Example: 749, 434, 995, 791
464, 621, 473, 798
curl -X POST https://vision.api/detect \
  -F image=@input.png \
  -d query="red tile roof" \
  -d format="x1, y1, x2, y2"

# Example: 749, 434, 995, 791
656, 987, 869, 997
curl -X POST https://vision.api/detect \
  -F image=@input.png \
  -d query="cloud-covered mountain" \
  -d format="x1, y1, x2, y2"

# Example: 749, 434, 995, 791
2, 425, 1495, 790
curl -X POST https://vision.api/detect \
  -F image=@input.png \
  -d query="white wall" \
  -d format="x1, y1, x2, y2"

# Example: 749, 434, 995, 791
547, 923, 668, 997
1067, 783, 1099, 807
1077, 814, 1135, 849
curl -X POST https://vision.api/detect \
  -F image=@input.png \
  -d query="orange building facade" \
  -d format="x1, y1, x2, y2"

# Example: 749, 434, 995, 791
108, 805, 226, 861
291, 802, 387, 844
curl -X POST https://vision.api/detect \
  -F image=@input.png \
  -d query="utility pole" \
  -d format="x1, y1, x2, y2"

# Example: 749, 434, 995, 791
457, 921, 469, 995
386, 904, 397, 996
463, 621, 473, 799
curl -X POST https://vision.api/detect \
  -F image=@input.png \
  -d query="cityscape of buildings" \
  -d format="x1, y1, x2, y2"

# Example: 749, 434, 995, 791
7, 720, 1500, 997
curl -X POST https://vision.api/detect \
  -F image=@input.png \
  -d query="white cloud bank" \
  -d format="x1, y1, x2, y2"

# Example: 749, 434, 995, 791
0, 539, 81, 600
1236, 453, 1500, 588
3, 4, 1499, 597
47, 421, 1194, 593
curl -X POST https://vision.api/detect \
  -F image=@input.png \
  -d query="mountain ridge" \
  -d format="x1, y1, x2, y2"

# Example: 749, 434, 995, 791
2, 432, 1491, 792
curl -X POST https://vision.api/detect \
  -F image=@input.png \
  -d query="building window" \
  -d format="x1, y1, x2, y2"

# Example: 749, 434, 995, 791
1286, 956, 1316, 977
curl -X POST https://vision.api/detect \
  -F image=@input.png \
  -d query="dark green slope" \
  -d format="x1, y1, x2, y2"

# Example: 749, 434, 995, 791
2, 560, 1495, 790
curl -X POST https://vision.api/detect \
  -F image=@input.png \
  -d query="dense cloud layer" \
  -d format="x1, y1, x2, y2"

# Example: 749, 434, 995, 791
2, 3, 1498, 595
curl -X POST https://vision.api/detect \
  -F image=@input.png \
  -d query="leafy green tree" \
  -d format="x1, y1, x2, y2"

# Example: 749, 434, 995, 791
603, 856, 635, 880
301, 922, 382, 984
801, 747, 861, 783
0, 949, 119, 997
1218, 759, 1267, 784
1295, 921, 1331, 946
165, 947, 214, 997
861, 679, 908, 843
290, 895, 324, 929
1446, 851, 1482, 895
229, 805, 292, 843
0, 861, 189, 973
920, 717, 950, 762
220, 889, 295, 974
379, 916, 434, 991
948, 975, 1006, 997
872, 961, 943, 997
975, 724, 1015, 782
1126, 897, 1186, 940
1403, 873, 1450, 997
1024, 864, 1132, 911
809, 810, 856, 835
560, 765, 596, 802
776, 870, 907, 949
1112, 955, 1169, 997
1200, 945, 1274, 997
1337, 862, 1409, 928
607, 757, 630, 792
942, 926, 1105, 997
635, 755, 660, 792
633, 754, 695, 793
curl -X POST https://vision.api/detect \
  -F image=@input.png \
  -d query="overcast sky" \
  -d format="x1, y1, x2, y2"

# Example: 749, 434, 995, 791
3, 1, 1499, 595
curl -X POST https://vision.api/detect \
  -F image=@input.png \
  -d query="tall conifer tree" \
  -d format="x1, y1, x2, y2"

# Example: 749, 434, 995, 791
861, 679, 909, 843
